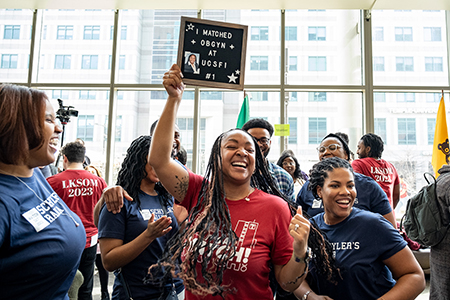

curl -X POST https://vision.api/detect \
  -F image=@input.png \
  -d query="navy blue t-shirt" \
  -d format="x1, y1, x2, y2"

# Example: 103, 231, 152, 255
0, 171, 85, 300
297, 172, 392, 217
308, 208, 407, 299
98, 191, 184, 300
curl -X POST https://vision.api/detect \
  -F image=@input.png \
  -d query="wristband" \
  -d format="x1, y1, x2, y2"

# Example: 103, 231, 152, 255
295, 247, 312, 264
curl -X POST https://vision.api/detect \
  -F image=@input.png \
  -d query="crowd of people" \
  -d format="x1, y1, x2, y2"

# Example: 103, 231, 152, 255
1, 64, 449, 300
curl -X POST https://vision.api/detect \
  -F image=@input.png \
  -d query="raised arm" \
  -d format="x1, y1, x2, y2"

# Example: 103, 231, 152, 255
149, 64, 189, 203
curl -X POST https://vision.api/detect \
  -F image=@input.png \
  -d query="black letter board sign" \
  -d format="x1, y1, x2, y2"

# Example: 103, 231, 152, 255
177, 16, 248, 90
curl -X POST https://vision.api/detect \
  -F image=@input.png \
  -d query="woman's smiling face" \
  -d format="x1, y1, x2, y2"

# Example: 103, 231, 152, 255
221, 130, 256, 185
316, 167, 356, 225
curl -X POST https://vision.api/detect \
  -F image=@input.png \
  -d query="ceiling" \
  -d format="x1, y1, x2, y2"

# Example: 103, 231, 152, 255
2, 0, 450, 10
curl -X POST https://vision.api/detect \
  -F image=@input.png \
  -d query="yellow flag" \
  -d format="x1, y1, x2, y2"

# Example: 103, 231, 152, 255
432, 95, 449, 177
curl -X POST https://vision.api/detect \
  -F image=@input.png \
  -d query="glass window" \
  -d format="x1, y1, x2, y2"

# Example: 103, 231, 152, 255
119, 55, 125, 70
373, 56, 385, 71
251, 26, 269, 40
426, 93, 441, 102
250, 56, 268, 70
308, 56, 326, 71
395, 27, 413, 41
54, 55, 71, 69
120, 25, 127, 40
288, 117, 297, 144
308, 92, 327, 102
289, 91, 298, 102
35, 10, 113, 84
289, 56, 297, 71
115, 115, 122, 142
372, 10, 448, 87
396, 93, 415, 102
57, 25, 73, 40
309, 117, 327, 144
374, 118, 387, 143
83, 25, 100, 40
1, 54, 18, 68
250, 92, 268, 101
398, 118, 416, 145
77, 115, 95, 141
424, 27, 441, 41
374, 92, 386, 102
201, 91, 223, 100
373, 27, 383, 41
4, 25, 20, 39
285, 26, 297, 41
79, 90, 96, 100
396, 57, 414, 71
308, 26, 326, 41
81, 55, 98, 69
52, 90, 69, 99
427, 118, 436, 145
425, 57, 443, 72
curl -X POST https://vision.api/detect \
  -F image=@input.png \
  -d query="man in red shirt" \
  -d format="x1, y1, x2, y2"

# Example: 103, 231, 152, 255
48, 141, 107, 300
352, 133, 400, 216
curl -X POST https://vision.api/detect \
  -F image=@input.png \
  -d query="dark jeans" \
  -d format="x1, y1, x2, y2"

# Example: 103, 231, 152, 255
78, 245, 97, 300
95, 253, 109, 294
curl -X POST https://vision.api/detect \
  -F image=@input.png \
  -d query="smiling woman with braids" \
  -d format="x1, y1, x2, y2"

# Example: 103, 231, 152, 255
293, 157, 425, 300
296, 133, 397, 228
130, 64, 340, 299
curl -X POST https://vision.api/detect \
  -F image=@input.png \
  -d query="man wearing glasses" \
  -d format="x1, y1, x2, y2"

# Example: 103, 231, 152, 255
242, 118, 295, 202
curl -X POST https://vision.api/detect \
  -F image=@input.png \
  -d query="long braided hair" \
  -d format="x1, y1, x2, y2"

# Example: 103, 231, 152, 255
149, 129, 339, 297
116, 135, 172, 209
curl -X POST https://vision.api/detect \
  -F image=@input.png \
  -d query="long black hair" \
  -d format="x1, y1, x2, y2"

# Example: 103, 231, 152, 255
276, 149, 305, 181
116, 135, 172, 209
150, 129, 339, 297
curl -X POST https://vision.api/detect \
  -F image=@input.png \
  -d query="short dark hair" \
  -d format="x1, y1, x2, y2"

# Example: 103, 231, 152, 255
241, 118, 274, 137
308, 157, 354, 198
360, 133, 384, 158
61, 142, 86, 163
0, 84, 47, 165
276, 150, 301, 180
322, 133, 351, 162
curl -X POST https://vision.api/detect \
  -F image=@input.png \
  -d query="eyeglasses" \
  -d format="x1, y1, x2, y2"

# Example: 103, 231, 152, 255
282, 161, 295, 166
316, 144, 341, 153
254, 137, 270, 145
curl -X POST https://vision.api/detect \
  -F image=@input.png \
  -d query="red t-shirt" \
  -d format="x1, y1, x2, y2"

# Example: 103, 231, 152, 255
352, 157, 400, 209
47, 170, 107, 248
180, 171, 293, 300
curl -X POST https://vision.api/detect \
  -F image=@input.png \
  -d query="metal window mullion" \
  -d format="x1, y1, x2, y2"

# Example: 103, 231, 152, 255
363, 9, 374, 133
191, 9, 202, 174
280, 9, 286, 154
104, 9, 119, 185
27, 9, 38, 87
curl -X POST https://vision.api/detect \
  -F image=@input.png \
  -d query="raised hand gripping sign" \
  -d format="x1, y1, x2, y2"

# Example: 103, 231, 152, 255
177, 16, 248, 90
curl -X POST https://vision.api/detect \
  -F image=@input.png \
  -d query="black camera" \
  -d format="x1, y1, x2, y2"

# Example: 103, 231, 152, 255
56, 99, 78, 125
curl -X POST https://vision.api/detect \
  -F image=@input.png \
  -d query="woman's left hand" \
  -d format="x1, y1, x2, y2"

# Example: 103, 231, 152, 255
289, 206, 310, 257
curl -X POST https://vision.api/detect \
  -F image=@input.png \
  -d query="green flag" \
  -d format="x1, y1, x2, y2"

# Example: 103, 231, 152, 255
236, 94, 249, 129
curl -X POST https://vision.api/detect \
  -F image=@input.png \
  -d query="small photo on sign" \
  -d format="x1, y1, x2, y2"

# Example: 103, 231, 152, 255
184, 52, 200, 74
177, 16, 248, 90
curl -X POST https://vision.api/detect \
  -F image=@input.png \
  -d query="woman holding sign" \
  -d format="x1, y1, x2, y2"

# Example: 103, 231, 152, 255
140, 64, 339, 299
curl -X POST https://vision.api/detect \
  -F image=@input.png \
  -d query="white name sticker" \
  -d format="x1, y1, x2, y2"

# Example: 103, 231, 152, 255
22, 208, 50, 232
90, 233, 98, 247
140, 209, 152, 221
312, 199, 323, 209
